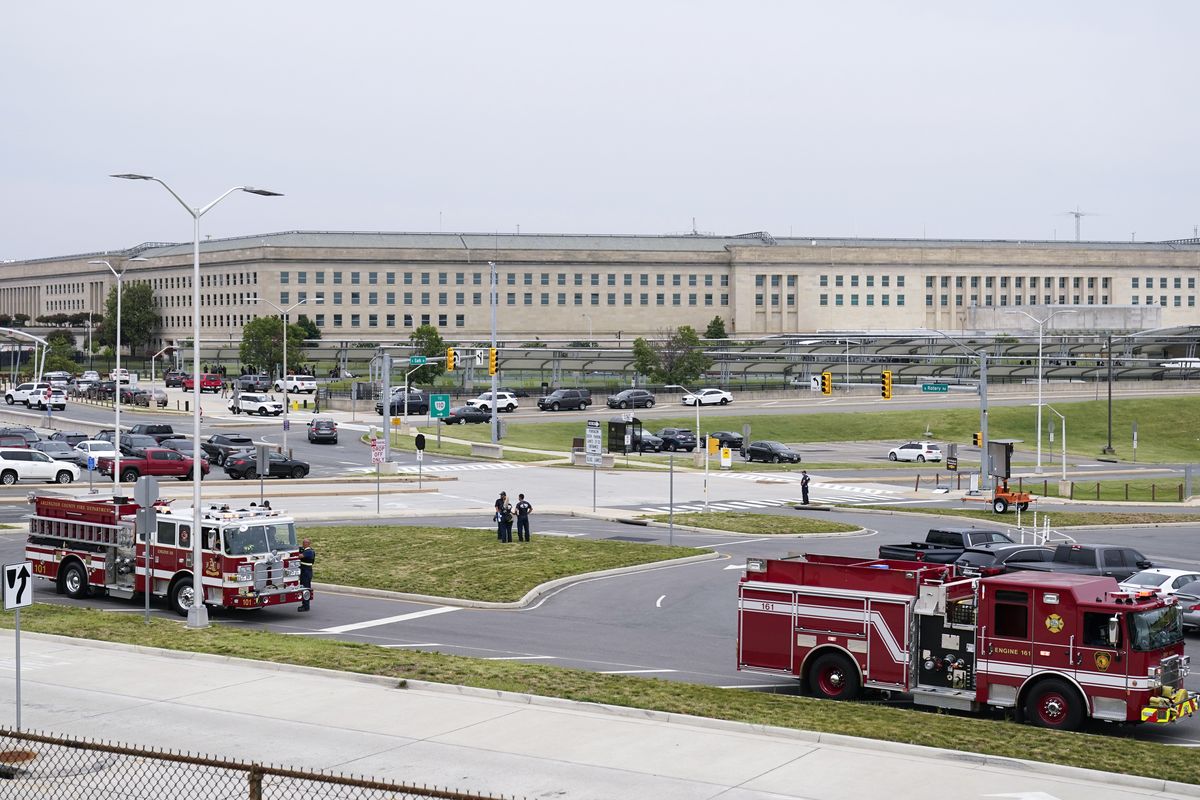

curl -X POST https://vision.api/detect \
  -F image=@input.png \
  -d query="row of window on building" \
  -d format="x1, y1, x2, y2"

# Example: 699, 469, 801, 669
275, 291, 731, 308
280, 270, 732, 288
170, 314, 471, 330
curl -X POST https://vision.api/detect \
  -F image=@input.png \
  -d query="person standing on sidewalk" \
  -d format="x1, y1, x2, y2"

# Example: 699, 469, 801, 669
515, 493, 533, 542
494, 491, 513, 543
800, 470, 811, 505
298, 538, 315, 611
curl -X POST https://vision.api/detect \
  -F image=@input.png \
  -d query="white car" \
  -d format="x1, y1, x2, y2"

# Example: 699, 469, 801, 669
887, 441, 943, 462
1119, 568, 1200, 597
229, 393, 284, 416
111, 368, 131, 383
682, 388, 732, 406
0, 447, 80, 485
4, 382, 51, 406
30, 388, 67, 410
44, 371, 72, 388
467, 392, 519, 413
74, 440, 116, 467
81, 370, 100, 382
274, 374, 318, 393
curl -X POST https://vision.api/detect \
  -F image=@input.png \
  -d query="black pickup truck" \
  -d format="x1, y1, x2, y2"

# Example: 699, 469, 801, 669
878, 527, 1014, 563
1006, 543, 1153, 582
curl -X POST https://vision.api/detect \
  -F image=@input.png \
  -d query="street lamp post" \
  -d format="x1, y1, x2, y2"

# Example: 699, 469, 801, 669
151, 345, 174, 387
932, 330, 991, 491
666, 383, 705, 509
251, 297, 306, 454
88, 257, 146, 500
489, 261, 498, 445
1045, 404, 1067, 481
1005, 309, 1077, 474
113, 174, 282, 630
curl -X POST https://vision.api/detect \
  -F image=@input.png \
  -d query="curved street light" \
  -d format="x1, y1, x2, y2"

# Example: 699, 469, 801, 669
1005, 308, 1077, 474
250, 296, 307, 454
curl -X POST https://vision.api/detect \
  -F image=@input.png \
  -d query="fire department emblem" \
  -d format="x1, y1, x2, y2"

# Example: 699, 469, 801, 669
204, 556, 221, 578
1094, 652, 1112, 672
1044, 613, 1064, 634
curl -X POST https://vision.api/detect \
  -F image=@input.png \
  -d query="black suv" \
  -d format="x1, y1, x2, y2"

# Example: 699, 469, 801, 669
656, 427, 697, 452
606, 389, 655, 409
537, 388, 591, 411
128, 423, 177, 444
164, 371, 187, 388
376, 390, 430, 415
744, 440, 802, 463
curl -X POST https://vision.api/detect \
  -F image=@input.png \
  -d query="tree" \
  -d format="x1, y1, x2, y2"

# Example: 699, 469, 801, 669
408, 325, 447, 385
12, 313, 30, 326
631, 325, 714, 385
46, 330, 76, 349
44, 335, 79, 374
294, 314, 321, 342
238, 316, 304, 375
704, 316, 728, 340
98, 282, 160, 356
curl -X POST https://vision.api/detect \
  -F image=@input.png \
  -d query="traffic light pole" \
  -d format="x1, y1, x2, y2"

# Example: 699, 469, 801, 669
489, 261, 498, 445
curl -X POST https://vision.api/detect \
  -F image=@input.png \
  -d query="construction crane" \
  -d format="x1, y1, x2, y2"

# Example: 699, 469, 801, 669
1059, 206, 1099, 241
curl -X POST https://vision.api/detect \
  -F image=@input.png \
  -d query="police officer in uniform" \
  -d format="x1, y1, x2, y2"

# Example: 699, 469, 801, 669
298, 537, 315, 612
800, 470, 811, 505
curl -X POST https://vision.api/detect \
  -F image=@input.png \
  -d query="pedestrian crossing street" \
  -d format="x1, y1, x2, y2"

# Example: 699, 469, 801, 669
638, 479, 915, 514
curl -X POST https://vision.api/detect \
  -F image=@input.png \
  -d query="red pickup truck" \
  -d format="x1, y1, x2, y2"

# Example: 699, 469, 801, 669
181, 373, 223, 393
97, 447, 210, 482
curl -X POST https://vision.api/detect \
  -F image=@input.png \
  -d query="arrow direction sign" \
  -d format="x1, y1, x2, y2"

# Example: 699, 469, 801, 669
4, 562, 33, 610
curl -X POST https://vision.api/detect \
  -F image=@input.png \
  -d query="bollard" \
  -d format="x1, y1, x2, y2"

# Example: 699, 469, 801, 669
914, 474, 920, 491
1043, 479, 1048, 497
185, 401, 189, 412
303, 399, 308, 409
1070, 482, 1075, 500
1125, 483, 1129, 501
1152, 483, 1156, 502
1180, 483, 1185, 502
1095, 482, 1101, 500
1017, 476, 1023, 492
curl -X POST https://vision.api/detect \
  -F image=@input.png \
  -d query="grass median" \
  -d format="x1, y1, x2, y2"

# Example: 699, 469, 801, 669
9, 604, 1196, 785
845, 506, 1200, 527
643, 512, 859, 535
313, 525, 698, 602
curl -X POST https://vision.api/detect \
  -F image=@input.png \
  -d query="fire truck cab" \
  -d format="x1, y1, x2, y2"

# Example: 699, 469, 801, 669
25, 494, 309, 615
737, 553, 1197, 730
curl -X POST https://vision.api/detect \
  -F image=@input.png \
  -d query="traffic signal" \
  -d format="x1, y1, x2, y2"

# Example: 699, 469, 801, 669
446, 348, 456, 371
880, 370, 893, 400
972, 431, 983, 447
488, 347, 498, 376
820, 371, 832, 395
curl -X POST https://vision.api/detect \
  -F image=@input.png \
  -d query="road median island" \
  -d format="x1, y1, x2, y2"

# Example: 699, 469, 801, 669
8, 605, 1197, 786
839, 505, 1200, 527
641, 512, 861, 536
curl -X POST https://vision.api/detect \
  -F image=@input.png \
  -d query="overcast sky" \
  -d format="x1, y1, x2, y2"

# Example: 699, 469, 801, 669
3, 2, 1197, 262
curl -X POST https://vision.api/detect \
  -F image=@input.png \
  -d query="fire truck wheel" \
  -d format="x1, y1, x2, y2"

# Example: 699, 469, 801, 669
1024, 679, 1083, 730
169, 577, 195, 617
61, 561, 90, 599
992, 498, 1009, 514
808, 652, 861, 701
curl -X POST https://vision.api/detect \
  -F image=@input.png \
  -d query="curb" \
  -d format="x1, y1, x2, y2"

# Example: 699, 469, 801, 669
16, 632, 1199, 798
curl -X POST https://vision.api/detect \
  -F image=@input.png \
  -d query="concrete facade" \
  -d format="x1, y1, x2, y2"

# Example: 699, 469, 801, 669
2, 232, 1198, 346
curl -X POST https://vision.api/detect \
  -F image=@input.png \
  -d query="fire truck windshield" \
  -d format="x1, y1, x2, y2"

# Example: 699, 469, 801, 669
1128, 604, 1184, 651
222, 522, 298, 556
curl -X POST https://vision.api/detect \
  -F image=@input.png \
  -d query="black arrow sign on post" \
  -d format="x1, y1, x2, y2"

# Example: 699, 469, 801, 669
6, 564, 30, 607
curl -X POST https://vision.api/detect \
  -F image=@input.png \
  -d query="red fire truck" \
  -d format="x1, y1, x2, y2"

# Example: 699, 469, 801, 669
25, 494, 310, 616
738, 553, 1197, 729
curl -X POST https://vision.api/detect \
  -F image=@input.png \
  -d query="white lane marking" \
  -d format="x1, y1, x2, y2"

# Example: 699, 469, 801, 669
724, 564, 746, 570
717, 683, 795, 689
537, 531, 587, 538
481, 655, 556, 661
655, 594, 666, 608
381, 643, 442, 648
318, 606, 459, 634
598, 669, 678, 675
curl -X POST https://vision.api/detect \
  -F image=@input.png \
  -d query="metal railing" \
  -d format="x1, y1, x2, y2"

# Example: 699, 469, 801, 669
0, 728, 524, 799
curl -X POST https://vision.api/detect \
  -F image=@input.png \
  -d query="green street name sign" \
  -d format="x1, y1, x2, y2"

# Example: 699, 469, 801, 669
409, 355, 428, 366
921, 383, 949, 393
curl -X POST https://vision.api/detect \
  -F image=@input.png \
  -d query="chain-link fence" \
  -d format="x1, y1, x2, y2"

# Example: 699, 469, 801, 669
0, 728, 524, 800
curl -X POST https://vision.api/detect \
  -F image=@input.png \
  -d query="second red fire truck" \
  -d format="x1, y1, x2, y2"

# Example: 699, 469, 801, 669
25, 494, 310, 615
738, 553, 1196, 729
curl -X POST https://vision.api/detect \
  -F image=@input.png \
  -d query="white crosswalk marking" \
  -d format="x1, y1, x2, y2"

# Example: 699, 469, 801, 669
393, 462, 526, 473
638, 477, 911, 512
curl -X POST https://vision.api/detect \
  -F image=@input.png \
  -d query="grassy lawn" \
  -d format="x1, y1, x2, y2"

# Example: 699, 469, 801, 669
10, 605, 1196, 785
644, 512, 859, 535
420, 397, 1200, 463
313, 525, 697, 602
1029, 478, 1189, 503
847, 506, 1200, 527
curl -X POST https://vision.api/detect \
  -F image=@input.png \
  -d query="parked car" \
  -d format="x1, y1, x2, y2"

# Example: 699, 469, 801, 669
200, 434, 257, 465
28, 387, 67, 410
1173, 580, 1200, 631
80, 370, 100, 383
274, 374, 318, 393
86, 381, 117, 400
224, 451, 310, 480
164, 370, 187, 388
0, 447, 79, 485
34, 440, 88, 466
229, 393, 284, 416
44, 371, 72, 388
709, 431, 744, 451
888, 441, 943, 463
133, 388, 169, 407
376, 390, 430, 416
656, 427, 697, 452
307, 417, 339, 443
467, 392, 519, 413
537, 388, 591, 411
160, 438, 199, 458
49, 431, 89, 447
445, 406, 491, 425
606, 389, 656, 409
0, 436, 27, 448
630, 431, 664, 453
235, 374, 272, 392
128, 424, 178, 444
1008, 543, 1153, 582
110, 368, 130, 384
744, 440, 802, 463
682, 388, 732, 406
0, 427, 40, 446
5, 382, 51, 406
1119, 568, 1200, 597
182, 373, 222, 393
119, 434, 160, 456
74, 440, 116, 466
950, 542, 1054, 574
98, 447, 209, 482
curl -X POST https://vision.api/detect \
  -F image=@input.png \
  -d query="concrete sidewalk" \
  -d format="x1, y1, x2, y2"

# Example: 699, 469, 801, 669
2, 633, 1194, 800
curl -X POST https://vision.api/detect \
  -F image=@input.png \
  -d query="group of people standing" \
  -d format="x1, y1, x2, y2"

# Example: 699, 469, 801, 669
494, 491, 533, 543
